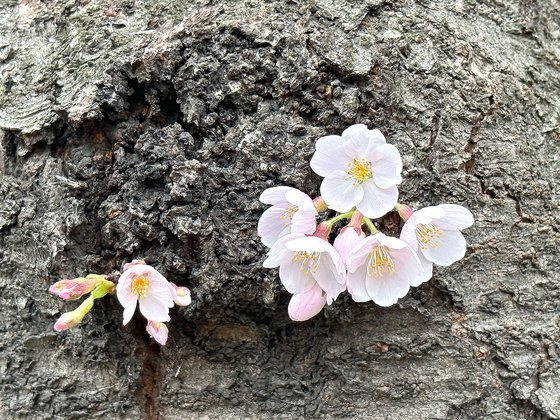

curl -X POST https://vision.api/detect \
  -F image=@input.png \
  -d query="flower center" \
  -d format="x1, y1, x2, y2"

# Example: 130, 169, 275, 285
346, 158, 372, 186
131, 276, 149, 299
415, 223, 443, 249
367, 245, 395, 278
291, 251, 320, 275
280, 205, 298, 226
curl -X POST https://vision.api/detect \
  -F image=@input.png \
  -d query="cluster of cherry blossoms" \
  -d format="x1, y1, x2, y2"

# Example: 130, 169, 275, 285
49, 260, 191, 345
258, 124, 473, 321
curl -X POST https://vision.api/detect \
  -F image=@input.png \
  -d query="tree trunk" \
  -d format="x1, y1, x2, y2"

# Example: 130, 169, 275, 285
1, 0, 559, 419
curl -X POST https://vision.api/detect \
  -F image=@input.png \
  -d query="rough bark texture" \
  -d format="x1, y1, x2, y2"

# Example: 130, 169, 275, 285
1, 0, 559, 419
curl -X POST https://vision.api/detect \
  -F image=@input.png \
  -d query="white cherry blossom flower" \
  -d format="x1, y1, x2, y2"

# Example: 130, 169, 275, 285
400, 204, 474, 272
347, 233, 423, 306
310, 124, 402, 218
263, 233, 346, 306
258, 186, 318, 247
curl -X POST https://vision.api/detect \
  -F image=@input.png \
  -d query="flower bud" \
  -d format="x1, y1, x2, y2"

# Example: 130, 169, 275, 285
312, 196, 328, 212
333, 226, 366, 269
171, 283, 191, 307
53, 297, 94, 332
49, 277, 98, 300
395, 204, 414, 221
146, 320, 168, 345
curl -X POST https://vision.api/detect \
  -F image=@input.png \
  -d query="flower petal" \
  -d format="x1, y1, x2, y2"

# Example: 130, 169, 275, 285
333, 227, 365, 269
412, 252, 433, 287
391, 246, 424, 288
310, 136, 349, 178
290, 209, 317, 235
347, 263, 370, 302
420, 229, 467, 266
436, 204, 474, 230
342, 124, 386, 158
122, 299, 137, 325
285, 236, 330, 253
365, 268, 410, 307
258, 206, 292, 247
312, 255, 345, 304
259, 186, 292, 205
348, 236, 379, 272
370, 144, 403, 188
356, 180, 398, 219
138, 295, 171, 323
400, 218, 419, 251
288, 284, 327, 321
279, 260, 316, 294
263, 233, 304, 268
320, 176, 364, 213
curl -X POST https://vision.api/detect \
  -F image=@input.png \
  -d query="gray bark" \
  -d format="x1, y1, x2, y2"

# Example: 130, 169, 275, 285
1, 0, 559, 419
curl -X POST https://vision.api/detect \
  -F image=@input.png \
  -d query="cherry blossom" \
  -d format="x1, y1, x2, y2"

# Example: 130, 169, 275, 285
257, 186, 318, 247
310, 124, 402, 218
347, 232, 423, 306
49, 276, 99, 300
146, 320, 169, 346
171, 283, 192, 306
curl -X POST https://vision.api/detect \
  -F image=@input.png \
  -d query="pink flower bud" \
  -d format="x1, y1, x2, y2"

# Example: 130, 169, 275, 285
146, 320, 168, 345
49, 277, 98, 300
395, 204, 414, 221
171, 283, 191, 306
53, 297, 94, 331
333, 226, 366, 269
313, 221, 332, 240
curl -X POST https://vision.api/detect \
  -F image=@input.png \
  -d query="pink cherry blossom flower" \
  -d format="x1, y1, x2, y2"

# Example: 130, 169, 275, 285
288, 283, 327, 322
400, 204, 474, 269
116, 263, 176, 325
146, 320, 169, 346
347, 233, 423, 306
49, 276, 99, 300
333, 226, 366, 270
310, 124, 403, 218
258, 186, 318, 247
171, 283, 191, 306
263, 232, 346, 307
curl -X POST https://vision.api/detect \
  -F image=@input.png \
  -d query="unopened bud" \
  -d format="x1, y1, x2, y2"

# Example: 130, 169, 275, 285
146, 320, 168, 345
49, 277, 98, 300
395, 204, 414, 221
313, 222, 331, 240
53, 297, 94, 332
171, 283, 191, 307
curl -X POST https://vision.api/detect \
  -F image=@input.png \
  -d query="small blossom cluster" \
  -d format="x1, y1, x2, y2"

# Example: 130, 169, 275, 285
258, 124, 473, 321
49, 260, 191, 346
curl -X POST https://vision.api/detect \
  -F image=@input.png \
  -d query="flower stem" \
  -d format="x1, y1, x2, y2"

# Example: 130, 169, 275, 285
362, 217, 378, 234
325, 210, 354, 227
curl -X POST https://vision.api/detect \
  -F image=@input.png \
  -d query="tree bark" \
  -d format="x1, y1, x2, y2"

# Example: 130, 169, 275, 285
1, 0, 559, 419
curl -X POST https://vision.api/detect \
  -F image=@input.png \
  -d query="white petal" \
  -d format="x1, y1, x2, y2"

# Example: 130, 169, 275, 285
288, 284, 327, 321
420, 229, 467, 266
257, 207, 291, 248
348, 236, 379, 272
370, 144, 403, 188
138, 295, 172, 323
436, 204, 474, 230
312, 256, 345, 304
310, 148, 349, 178
279, 260, 316, 294
365, 269, 410, 307
341, 124, 386, 158
259, 186, 292, 205
262, 233, 303, 268
391, 246, 424, 288
356, 180, 398, 219
415, 206, 445, 222
333, 227, 365, 268
320, 176, 364, 213
412, 252, 433, 287
122, 300, 137, 325
290, 209, 317, 235
284, 189, 311, 206
316, 134, 344, 153
400, 219, 419, 251
347, 264, 370, 302
374, 232, 409, 250
285, 236, 330, 253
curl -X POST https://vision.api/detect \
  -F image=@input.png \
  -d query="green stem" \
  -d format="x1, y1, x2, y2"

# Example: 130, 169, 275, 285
325, 210, 354, 227
362, 217, 378, 234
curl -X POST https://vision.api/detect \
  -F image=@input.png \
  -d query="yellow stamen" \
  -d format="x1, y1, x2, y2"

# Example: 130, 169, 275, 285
291, 251, 320, 275
415, 223, 443, 249
131, 276, 149, 299
367, 245, 395, 278
346, 158, 372, 186
280, 205, 298, 226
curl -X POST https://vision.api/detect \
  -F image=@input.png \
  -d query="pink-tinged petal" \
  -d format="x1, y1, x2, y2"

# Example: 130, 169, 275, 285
138, 294, 172, 323
288, 284, 327, 321
347, 263, 370, 302
146, 321, 168, 346
348, 236, 380, 272
147, 280, 175, 304
342, 124, 386, 158
370, 144, 403, 188
312, 256, 346, 304
259, 186, 292, 205
400, 218, 419, 251
171, 283, 191, 306
365, 268, 410, 307
356, 181, 398, 219
285, 236, 331, 254
333, 227, 365, 269
420, 229, 467, 266
320, 176, 364, 213
263, 233, 304, 268
290, 209, 317, 235
279, 260, 316, 294
391, 246, 424, 288
284, 188, 311, 206
310, 149, 349, 178
412, 252, 433, 286
436, 204, 474, 230
258, 206, 291, 247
